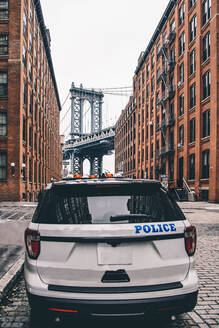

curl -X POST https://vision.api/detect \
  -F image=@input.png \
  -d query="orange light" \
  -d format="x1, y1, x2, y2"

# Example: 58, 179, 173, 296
89, 175, 97, 179
48, 308, 78, 313
105, 173, 113, 178
73, 174, 82, 179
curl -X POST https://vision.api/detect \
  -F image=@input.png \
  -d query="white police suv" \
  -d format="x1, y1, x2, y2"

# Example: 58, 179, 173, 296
24, 177, 198, 322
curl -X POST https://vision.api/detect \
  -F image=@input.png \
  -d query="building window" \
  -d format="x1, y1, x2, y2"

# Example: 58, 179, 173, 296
146, 83, 149, 98
170, 45, 175, 62
0, 0, 8, 19
0, 34, 8, 55
23, 11, 27, 38
23, 116, 26, 142
190, 82, 196, 108
0, 111, 7, 136
0, 152, 7, 180
179, 62, 184, 83
189, 0, 196, 9
29, 126, 32, 147
0, 71, 7, 97
151, 76, 155, 93
151, 143, 154, 159
151, 55, 155, 70
142, 71, 145, 85
179, 2, 185, 26
170, 19, 176, 32
138, 78, 141, 91
142, 89, 145, 105
151, 98, 154, 115
179, 31, 185, 56
29, 32, 33, 53
202, 149, 210, 179
29, 61, 32, 81
190, 15, 197, 42
203, 31, 210, 62
202, 0, 211, 26
203, 70, 210, 99
189, 154, 195, 180
179, 93, 184, 116
30, 2, 33, 22
189, 118, 196, 143
23, 80, 27, 105
29, 158, 32, 183
190, 48, 196, 75
146, 63, 149, 78
202, 109, 210, 138
150, 166, 153, 179
179, 125, 184, 146
22, 45, 27, 68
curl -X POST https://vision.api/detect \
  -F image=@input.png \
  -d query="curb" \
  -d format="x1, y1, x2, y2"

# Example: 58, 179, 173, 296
0, 254, 24, 303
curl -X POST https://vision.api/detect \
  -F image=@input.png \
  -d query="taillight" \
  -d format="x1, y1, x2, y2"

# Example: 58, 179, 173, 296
25, 228, 40, 259
184, 225, 196, 256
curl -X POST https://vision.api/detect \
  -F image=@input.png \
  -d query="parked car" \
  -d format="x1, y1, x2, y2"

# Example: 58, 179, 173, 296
24, 177, 198, 324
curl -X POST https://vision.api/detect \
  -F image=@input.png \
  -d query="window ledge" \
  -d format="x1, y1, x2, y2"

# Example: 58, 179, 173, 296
0, 179, 8, 182
189, 72, 196, 80
201, 19, 211, 33
189, 141, 195, 147
0, 19, 9, 24
201, 96, 210, 105
0, 135, 7, 138
0, 96, 8, 99
178, 21, 185, 32
202, 57, 210, 68
0, 54, 8, 58
188, 179, 195, 182
188, 3, 196, 15
189, 38, 196, 49
200, 178, 209, 182
189, 106, 196, 113
201, 136, 210, 143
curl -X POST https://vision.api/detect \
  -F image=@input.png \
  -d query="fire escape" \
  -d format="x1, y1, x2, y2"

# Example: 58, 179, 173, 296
156, 30, 176, 179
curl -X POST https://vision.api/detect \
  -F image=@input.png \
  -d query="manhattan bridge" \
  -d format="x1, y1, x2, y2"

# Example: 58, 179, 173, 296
62, 83, 132, 176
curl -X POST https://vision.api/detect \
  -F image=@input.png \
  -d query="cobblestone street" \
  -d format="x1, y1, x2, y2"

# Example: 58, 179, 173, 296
0, 203, 218, 327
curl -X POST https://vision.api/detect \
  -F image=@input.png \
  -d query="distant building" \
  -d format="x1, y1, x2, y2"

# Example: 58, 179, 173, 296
115, 0, 219, 202
0, 0, 62, 201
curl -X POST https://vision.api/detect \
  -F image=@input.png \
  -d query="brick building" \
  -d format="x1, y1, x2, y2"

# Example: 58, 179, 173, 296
115, 0, 219, 202
0, 0, 62, 201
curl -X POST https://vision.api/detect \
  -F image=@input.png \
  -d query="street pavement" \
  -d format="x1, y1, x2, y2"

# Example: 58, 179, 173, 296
0, 202, 36, 300
0, 201, 218, 327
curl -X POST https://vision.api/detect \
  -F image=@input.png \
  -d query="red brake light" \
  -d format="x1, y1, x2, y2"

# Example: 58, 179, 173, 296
25, 228, 40, 259
184, 225, 196, 256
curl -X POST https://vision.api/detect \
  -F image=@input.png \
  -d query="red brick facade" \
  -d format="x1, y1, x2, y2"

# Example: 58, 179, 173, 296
0, 0, 62, 201
115, 0, 219, 202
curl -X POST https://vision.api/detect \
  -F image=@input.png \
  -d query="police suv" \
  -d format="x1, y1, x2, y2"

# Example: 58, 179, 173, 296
24, 177, 198, 322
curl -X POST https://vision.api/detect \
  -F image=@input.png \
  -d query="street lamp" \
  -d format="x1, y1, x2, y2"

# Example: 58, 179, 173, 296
10, 162, 15, 176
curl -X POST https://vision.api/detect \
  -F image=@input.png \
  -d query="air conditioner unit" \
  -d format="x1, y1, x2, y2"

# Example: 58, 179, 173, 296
178, 143, 182, 147
178, 81, 182, 87
149, 121, 153, 126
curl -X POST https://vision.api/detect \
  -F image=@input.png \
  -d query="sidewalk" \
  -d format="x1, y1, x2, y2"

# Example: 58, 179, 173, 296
0, 202, 36, 302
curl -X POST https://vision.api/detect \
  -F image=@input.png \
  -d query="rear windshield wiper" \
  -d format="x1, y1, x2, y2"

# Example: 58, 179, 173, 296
110, 214, 152, 222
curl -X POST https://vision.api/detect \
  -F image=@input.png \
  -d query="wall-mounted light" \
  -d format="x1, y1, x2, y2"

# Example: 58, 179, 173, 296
10, 162, 16, 176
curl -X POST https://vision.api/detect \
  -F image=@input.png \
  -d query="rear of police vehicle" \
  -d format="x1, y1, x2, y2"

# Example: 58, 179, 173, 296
24, 178, 198, 320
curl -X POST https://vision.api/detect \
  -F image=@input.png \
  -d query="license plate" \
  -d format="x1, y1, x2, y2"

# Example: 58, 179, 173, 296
97, 244, 133, 265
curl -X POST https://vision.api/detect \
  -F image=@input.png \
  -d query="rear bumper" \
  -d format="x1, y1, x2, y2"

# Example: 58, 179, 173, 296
27, 290, 198, 317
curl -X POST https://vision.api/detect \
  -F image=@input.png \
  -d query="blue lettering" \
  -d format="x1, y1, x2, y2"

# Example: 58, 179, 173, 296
151, 224, 159, 233
135, 225, 142, 234
163, 224, 170, 232
169, 223, 176, 232
143, 225, 151, 233
158, 224, 163, 232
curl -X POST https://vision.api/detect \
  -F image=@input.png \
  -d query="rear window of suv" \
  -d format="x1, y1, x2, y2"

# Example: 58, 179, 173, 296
32, 183, 185, 224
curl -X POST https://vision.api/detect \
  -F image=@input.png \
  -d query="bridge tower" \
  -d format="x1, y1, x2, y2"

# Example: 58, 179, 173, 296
69, 82, 104, 176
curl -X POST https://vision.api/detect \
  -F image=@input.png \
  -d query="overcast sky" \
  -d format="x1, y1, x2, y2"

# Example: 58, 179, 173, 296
40, 0, 169, 173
